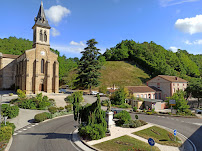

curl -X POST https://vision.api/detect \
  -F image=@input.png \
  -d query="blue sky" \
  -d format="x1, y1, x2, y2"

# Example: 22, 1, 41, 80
0, 0, 202, 58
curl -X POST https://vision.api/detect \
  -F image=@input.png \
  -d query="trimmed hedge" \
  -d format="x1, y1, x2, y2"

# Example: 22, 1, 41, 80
1, 122, 16, 134
48, 107, 58, 114
34, 112, 52, 123
0, 126, 12, 142
114, 110, 131, 126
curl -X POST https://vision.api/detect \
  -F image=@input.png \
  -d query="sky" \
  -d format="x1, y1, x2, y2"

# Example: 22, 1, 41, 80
0, 0, 202, 58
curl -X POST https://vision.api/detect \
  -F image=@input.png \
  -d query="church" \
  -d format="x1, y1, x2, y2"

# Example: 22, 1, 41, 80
0, 2, 59, 94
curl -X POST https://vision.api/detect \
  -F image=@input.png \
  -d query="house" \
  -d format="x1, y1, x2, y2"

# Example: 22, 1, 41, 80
147, 75, 188, 100
0, 2, 59, 94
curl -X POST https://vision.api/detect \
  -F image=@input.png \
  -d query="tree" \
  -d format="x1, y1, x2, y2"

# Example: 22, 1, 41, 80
71, 91, 83, 121
167, 90, 190, 113
76, 39, 101, 92
111, 87, 128, 105
186, 78, 202, 108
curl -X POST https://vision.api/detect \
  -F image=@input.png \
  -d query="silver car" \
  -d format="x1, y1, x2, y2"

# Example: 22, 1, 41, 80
195, 108, 202, 114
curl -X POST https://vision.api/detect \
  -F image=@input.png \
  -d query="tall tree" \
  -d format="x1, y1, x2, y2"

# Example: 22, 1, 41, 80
185, 78, 202, 108
76, 39, 101, 92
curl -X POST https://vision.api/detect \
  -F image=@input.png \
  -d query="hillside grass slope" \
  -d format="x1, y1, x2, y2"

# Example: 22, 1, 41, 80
100, 61, 150, 87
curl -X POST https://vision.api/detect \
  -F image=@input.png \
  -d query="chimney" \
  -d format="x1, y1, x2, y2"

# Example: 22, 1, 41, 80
175, 77, 178, 80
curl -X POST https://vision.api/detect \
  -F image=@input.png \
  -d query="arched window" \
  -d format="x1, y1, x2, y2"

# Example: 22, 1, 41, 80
44, 31, 47, 42
41, 59, 45, 73
40, 30, 43, 41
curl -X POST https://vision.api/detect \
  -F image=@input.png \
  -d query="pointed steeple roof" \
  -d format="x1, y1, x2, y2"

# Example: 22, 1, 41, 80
34, 1, 51, 28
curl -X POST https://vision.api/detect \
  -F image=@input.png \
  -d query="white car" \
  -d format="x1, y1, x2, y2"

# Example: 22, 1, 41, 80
90, 91, 99, 95
195, 108, 202, 114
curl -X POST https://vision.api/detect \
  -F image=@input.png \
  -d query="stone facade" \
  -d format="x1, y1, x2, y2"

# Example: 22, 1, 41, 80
0, 2, 59, 94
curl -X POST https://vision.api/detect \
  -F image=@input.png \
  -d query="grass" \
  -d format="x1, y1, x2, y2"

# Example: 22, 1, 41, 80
100, 61, 150, 87
134, 126, 182, 147
93, 135, 160, 151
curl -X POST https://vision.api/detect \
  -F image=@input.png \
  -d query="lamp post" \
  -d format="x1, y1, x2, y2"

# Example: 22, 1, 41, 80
0, 94, 2, 129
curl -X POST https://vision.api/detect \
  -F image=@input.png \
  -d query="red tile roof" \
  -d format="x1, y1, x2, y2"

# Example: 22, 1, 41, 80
158, 75, 187, 83
1, 54, 19, 59
127, 86, 161, 93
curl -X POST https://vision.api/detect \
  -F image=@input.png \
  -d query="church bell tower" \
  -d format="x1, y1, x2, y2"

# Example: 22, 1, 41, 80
32, 1, 51, 48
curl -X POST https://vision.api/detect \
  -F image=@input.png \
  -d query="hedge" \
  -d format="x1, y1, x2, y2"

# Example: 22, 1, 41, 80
34, 112, 52, 123
2, 104, 19, 119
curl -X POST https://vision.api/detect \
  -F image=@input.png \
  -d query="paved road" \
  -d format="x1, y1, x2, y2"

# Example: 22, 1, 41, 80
131, 113, 202, 151
10, 115, 79, 151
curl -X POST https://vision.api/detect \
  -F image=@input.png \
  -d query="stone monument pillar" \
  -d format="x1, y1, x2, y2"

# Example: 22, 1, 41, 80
105, 100, 115, 128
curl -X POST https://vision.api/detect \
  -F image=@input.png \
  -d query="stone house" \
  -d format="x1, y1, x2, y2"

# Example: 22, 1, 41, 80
0, 2, 59, 94
147, 75, 188, 100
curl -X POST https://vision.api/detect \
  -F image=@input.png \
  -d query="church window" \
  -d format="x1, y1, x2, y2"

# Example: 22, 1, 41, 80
44, 31, 47, 42
41, 59, 45, 73
40, 30, 43, 41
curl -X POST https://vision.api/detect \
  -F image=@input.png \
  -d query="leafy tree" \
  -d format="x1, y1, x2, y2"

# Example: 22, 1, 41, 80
99, 85, 107, 94
185, 78, 202, 108
111, 87, 128, 105
167, 90, 190, 113
76, 39, 101, 92
71, 91, 83, 121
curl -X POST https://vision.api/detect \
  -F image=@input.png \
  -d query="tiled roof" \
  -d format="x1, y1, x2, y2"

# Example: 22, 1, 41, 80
1, 54, 19, 59
127, 86, 161, 93
158, 75, 187, 83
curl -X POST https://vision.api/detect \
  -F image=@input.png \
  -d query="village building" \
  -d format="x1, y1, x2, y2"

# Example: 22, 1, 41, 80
0, 2, 59, 94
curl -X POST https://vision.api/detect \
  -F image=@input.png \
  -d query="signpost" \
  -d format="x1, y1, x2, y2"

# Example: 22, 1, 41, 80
148, 138, 155, 151
169, 100, 176, 112
174, 129, 177, 141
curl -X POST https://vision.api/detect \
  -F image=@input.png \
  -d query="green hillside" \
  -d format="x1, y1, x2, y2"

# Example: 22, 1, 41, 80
100, 61, 150, 87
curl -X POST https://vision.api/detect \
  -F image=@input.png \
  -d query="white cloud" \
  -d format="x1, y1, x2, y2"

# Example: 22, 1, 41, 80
51, 27, 60, 37
184, 39, 202, 45
175, 15, 202, 34
70, 41, 86, 47
159, 0, 199, 7
45, 5, 71, 25
169, 46, 179, 52
51, 45, 84, 54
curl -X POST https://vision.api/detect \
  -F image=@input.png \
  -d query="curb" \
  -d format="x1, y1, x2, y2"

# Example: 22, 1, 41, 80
4, 136, 13, 151
150, 123, 197, 151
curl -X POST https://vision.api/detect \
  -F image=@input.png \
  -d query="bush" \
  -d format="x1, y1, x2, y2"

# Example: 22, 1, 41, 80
58, 107, 64, 112
65, 105, 72, 112
79, 124, 106, 140
135, 115, 138, 119
17, 89, 26, 100
34, 112, 52, 123
101, 100, 108, 106
65, 95, 74, 104
122, 120, 147, 128
133, 106, 137, 112
119, 103, 131, 108
9, 93, 13, 96
38, 96, 51, 109
2, 105, 19, 119
114, 110, 131, 126
0, 126, 12, 142
19, 99, 36, 109
1, 122, 16, 134
49, 99, 56, 106
146, 112, 153, 115
48, 107, 58, 114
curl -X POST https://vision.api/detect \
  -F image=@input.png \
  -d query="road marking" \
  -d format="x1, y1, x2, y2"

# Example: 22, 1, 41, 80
35, 123, 39, 125
23, 129, 27, 131
27, 127, 31, 128
32, 125, 35, 127
193, 123, 202, 126
13, 133, 18, 136
18, 131, 22, 133
157, 116, 160, 117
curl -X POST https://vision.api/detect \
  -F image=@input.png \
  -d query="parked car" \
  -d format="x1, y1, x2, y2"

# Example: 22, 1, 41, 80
90, 91, 99, 95
59, 89, 66, 93
111, 108, 124, 115
195, 108, 202, 114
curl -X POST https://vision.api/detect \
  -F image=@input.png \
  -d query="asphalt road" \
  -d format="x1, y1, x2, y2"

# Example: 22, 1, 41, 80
10, 115, 79, 151
131, 113, 202, 151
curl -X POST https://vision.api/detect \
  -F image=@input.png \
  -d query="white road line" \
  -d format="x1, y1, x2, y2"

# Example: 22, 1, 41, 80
13, 133, 18, 136
23, 129, 27, 131
27, 127, 31, 128
32, 125, 35, 127
18, 131, 22, 133
35, 123, 39, 125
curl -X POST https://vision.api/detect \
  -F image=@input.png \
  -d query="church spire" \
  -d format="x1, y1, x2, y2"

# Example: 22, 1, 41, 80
34, 1, 50, 28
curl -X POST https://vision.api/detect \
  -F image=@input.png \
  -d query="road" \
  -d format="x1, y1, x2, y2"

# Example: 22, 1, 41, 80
10, 115, 79, 151
131, 113, 202, 151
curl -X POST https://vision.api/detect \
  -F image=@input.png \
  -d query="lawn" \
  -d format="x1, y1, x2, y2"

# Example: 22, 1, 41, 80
93, 135, 160, 151
134, 126, 182, 147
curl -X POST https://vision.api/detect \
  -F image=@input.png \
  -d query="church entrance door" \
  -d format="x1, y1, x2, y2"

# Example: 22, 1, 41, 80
39, 84, 44, 91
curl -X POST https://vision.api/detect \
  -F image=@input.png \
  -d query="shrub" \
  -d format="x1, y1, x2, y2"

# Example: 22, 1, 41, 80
38, 96, 51, 109
65, 95, 74, 104
1, 122, 16, 134
65, 105, 72, 112
146, 112, 153, 115
101, 100, 108, 106
34, 112, 52, 123
135, 115, 138, 119
58, 107, 64, 112
3, 105, 19, 119
114, 110, 131, 126
49, 99, 56, 106
9, 93, 13, 96
0, 126, 12, 142
119, 103, 131, 108
133, 106, 137, 112
48, 107, 58, 114
17, 89, 26, 100
79, 124, 106, 140
19, 99, 36, 109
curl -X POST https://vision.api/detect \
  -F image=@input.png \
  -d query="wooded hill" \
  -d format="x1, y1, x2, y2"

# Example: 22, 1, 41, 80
0, 37, 201, 86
